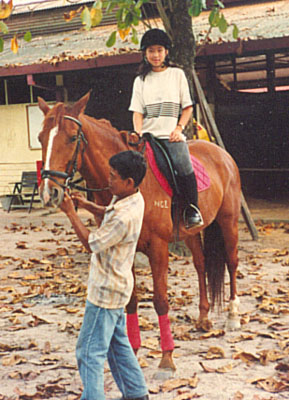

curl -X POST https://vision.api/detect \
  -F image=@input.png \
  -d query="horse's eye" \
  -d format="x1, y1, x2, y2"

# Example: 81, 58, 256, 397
71, 135, 78, 143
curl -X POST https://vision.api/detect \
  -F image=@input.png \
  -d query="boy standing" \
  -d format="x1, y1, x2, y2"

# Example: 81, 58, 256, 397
60, 151, 149, 400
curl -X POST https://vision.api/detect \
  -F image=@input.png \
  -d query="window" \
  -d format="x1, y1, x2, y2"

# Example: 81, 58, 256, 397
31, 74, 58, 102
7, 76, 30, 104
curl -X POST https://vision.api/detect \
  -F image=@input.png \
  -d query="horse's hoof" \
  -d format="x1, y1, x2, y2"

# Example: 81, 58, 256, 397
226, 316, 241, 331
195, 318, 212, 332
153, 368, 175, 381
157, 350, 176, 372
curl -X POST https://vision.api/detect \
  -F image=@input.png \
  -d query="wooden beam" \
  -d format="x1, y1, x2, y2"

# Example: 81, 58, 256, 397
192, 68, 259, 240
266, 52, 275, 93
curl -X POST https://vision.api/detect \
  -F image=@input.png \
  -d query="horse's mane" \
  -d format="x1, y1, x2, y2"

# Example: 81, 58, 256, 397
81, 113, 129, 148
82, 114, 118, 133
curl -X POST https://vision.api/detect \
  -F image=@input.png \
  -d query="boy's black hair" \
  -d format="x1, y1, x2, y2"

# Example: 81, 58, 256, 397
109, 151, 147, 187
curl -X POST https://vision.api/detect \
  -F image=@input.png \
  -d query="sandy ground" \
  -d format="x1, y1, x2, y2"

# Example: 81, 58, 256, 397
0, 197, 288, 400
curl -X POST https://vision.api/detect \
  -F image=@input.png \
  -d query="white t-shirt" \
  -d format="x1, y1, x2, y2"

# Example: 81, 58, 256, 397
129, 67, 193, 139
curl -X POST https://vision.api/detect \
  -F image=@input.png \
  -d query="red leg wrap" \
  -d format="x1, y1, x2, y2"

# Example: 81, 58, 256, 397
126, 313, 141, 350
159, 314, 175, 351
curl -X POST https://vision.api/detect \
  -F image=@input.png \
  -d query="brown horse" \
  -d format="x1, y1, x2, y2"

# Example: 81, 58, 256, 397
38, 93, 241, 371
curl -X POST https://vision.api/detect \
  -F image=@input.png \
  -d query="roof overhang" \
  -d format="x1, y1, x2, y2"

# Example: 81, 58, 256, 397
0, 0, 288, 90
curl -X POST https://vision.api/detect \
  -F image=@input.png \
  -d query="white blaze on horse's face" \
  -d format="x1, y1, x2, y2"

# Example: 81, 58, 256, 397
43, 126, 59, 206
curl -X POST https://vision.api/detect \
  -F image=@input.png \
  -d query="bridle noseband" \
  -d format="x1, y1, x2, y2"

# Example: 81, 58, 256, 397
41, 115, 109, 193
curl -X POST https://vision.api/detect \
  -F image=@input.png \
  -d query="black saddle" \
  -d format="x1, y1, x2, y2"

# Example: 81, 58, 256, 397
142, 133, 181, 197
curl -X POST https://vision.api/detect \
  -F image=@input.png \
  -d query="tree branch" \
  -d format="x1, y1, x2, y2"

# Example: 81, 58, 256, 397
155, 0, 172, 39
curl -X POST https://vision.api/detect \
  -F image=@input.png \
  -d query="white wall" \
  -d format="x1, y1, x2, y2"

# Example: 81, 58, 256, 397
0, 104, 42, 196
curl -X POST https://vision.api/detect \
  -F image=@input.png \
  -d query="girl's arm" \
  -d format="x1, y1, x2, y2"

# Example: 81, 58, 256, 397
132, 112, 144, 136
170, 106, 193, 142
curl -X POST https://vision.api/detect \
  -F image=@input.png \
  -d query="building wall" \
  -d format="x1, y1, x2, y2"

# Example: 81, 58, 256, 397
0, 104, 41, 197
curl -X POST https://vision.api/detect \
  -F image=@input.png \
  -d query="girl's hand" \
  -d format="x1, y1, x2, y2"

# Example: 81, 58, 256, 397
169, 126, 184, 142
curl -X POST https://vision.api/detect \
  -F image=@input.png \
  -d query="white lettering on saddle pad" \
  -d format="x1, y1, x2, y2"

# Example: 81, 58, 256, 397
154, 200, 169, 209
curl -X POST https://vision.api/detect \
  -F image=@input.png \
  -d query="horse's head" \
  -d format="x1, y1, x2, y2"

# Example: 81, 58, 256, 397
38, 92, 90, 207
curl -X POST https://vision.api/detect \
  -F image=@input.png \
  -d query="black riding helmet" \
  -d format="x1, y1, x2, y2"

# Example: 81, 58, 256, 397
140, 29, 172, 51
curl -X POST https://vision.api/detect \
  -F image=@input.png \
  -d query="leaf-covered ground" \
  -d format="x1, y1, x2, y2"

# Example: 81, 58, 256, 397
0, 203, 288, 400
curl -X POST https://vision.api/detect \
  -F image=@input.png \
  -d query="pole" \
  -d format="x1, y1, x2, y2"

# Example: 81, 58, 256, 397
192, 68, 258, 240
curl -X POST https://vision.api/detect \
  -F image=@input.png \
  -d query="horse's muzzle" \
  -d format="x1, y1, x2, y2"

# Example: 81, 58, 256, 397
40, 183, 64, 208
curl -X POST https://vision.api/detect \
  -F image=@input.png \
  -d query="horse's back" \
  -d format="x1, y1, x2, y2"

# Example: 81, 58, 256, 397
188, 139, 240, 187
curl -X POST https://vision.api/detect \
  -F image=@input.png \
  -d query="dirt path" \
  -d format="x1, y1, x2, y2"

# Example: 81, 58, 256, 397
0, 201, 288, 400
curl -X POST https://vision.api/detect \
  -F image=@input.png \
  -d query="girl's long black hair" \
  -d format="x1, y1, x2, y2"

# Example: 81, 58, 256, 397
137, 53, 180, 80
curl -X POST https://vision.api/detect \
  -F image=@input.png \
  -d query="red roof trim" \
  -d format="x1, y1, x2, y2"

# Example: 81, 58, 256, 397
0, 36, 288, 77
0, 52, 142, 77
196, 36, 289, 58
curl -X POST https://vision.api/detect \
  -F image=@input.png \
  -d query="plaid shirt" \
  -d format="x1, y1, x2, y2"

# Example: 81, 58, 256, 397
87, 190, 144, 309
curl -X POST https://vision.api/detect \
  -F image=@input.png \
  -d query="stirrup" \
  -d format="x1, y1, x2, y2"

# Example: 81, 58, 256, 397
183, 204, 204, 229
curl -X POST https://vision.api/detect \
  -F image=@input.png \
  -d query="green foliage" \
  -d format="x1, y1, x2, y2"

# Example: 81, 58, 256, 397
0, 20, 8, 50
218, 14, 227, 33
189, 0, 204, 17
24, 31, 32, 42
81, 6, 92, 30
189, 0, 236, 38
233, 23, 239, 39
0, 21, 8, 34
106, 30, 117, 47
103, 0, 149, 46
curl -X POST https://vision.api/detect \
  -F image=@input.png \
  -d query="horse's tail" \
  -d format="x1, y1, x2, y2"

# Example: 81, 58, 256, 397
204, 220, 226, 310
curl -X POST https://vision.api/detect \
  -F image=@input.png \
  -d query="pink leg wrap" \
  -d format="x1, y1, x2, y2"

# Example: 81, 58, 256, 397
126, 313, 141, 350
159, 314, 175, 351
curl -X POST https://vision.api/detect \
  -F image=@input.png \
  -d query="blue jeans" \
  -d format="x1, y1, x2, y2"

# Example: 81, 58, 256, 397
160, 139, 193, 176
76, 300, 148, 400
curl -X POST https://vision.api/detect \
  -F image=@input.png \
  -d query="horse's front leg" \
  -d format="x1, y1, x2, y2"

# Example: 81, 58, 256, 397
126, 264, 141, 353
185, 234, 212, 331
148, 236, 176, 371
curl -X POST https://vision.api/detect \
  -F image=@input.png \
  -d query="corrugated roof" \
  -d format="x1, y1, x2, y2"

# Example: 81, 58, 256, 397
194, 0, 289, 46
5, 1, 116, 39
13, 0, 93, 14
0, 0, 288, 73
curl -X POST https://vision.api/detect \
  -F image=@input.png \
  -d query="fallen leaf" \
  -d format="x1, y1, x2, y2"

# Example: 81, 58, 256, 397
205, 346, 225, 359
142, 337, 159, 350
2, 354, 27, 366
233, 351, 259, 364
16, 241, 28, 249
275, 362, 289, 372
161, 376, 198, 392
199, 361, 235, 373
147, 350, 162, 359
198, 329, 225, 339
232, 391, 244, 400
256, 376, 289, 393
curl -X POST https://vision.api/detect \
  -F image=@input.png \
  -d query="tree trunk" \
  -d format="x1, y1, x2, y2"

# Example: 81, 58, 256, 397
164, 0, 196, 138
168, 0, 195, 73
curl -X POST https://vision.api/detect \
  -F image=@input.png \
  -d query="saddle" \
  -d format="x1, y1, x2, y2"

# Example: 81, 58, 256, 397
143, 133, 210, 198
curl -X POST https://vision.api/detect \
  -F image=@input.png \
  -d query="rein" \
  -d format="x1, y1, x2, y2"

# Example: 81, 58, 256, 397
41, 115, 109, 193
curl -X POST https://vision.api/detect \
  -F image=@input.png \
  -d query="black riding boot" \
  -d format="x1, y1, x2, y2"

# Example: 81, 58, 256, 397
178, 172, 203, 229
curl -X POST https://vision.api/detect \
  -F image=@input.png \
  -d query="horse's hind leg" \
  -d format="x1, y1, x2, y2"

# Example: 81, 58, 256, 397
217, 214, 241, 330
126, 265, 141, 353
148, 235, 176, 371
185, 233, 212, 331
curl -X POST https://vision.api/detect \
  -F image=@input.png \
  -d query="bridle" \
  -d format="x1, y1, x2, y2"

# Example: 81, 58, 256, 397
41, 115, 109, 193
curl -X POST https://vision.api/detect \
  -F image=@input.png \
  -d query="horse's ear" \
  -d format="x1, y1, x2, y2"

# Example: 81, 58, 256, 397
120, 130, 129, 145
72, 91, 91, 116
38, 97, 50, 115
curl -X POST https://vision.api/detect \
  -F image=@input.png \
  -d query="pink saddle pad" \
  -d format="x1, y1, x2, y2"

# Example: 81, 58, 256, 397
146, 142, 210, 197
